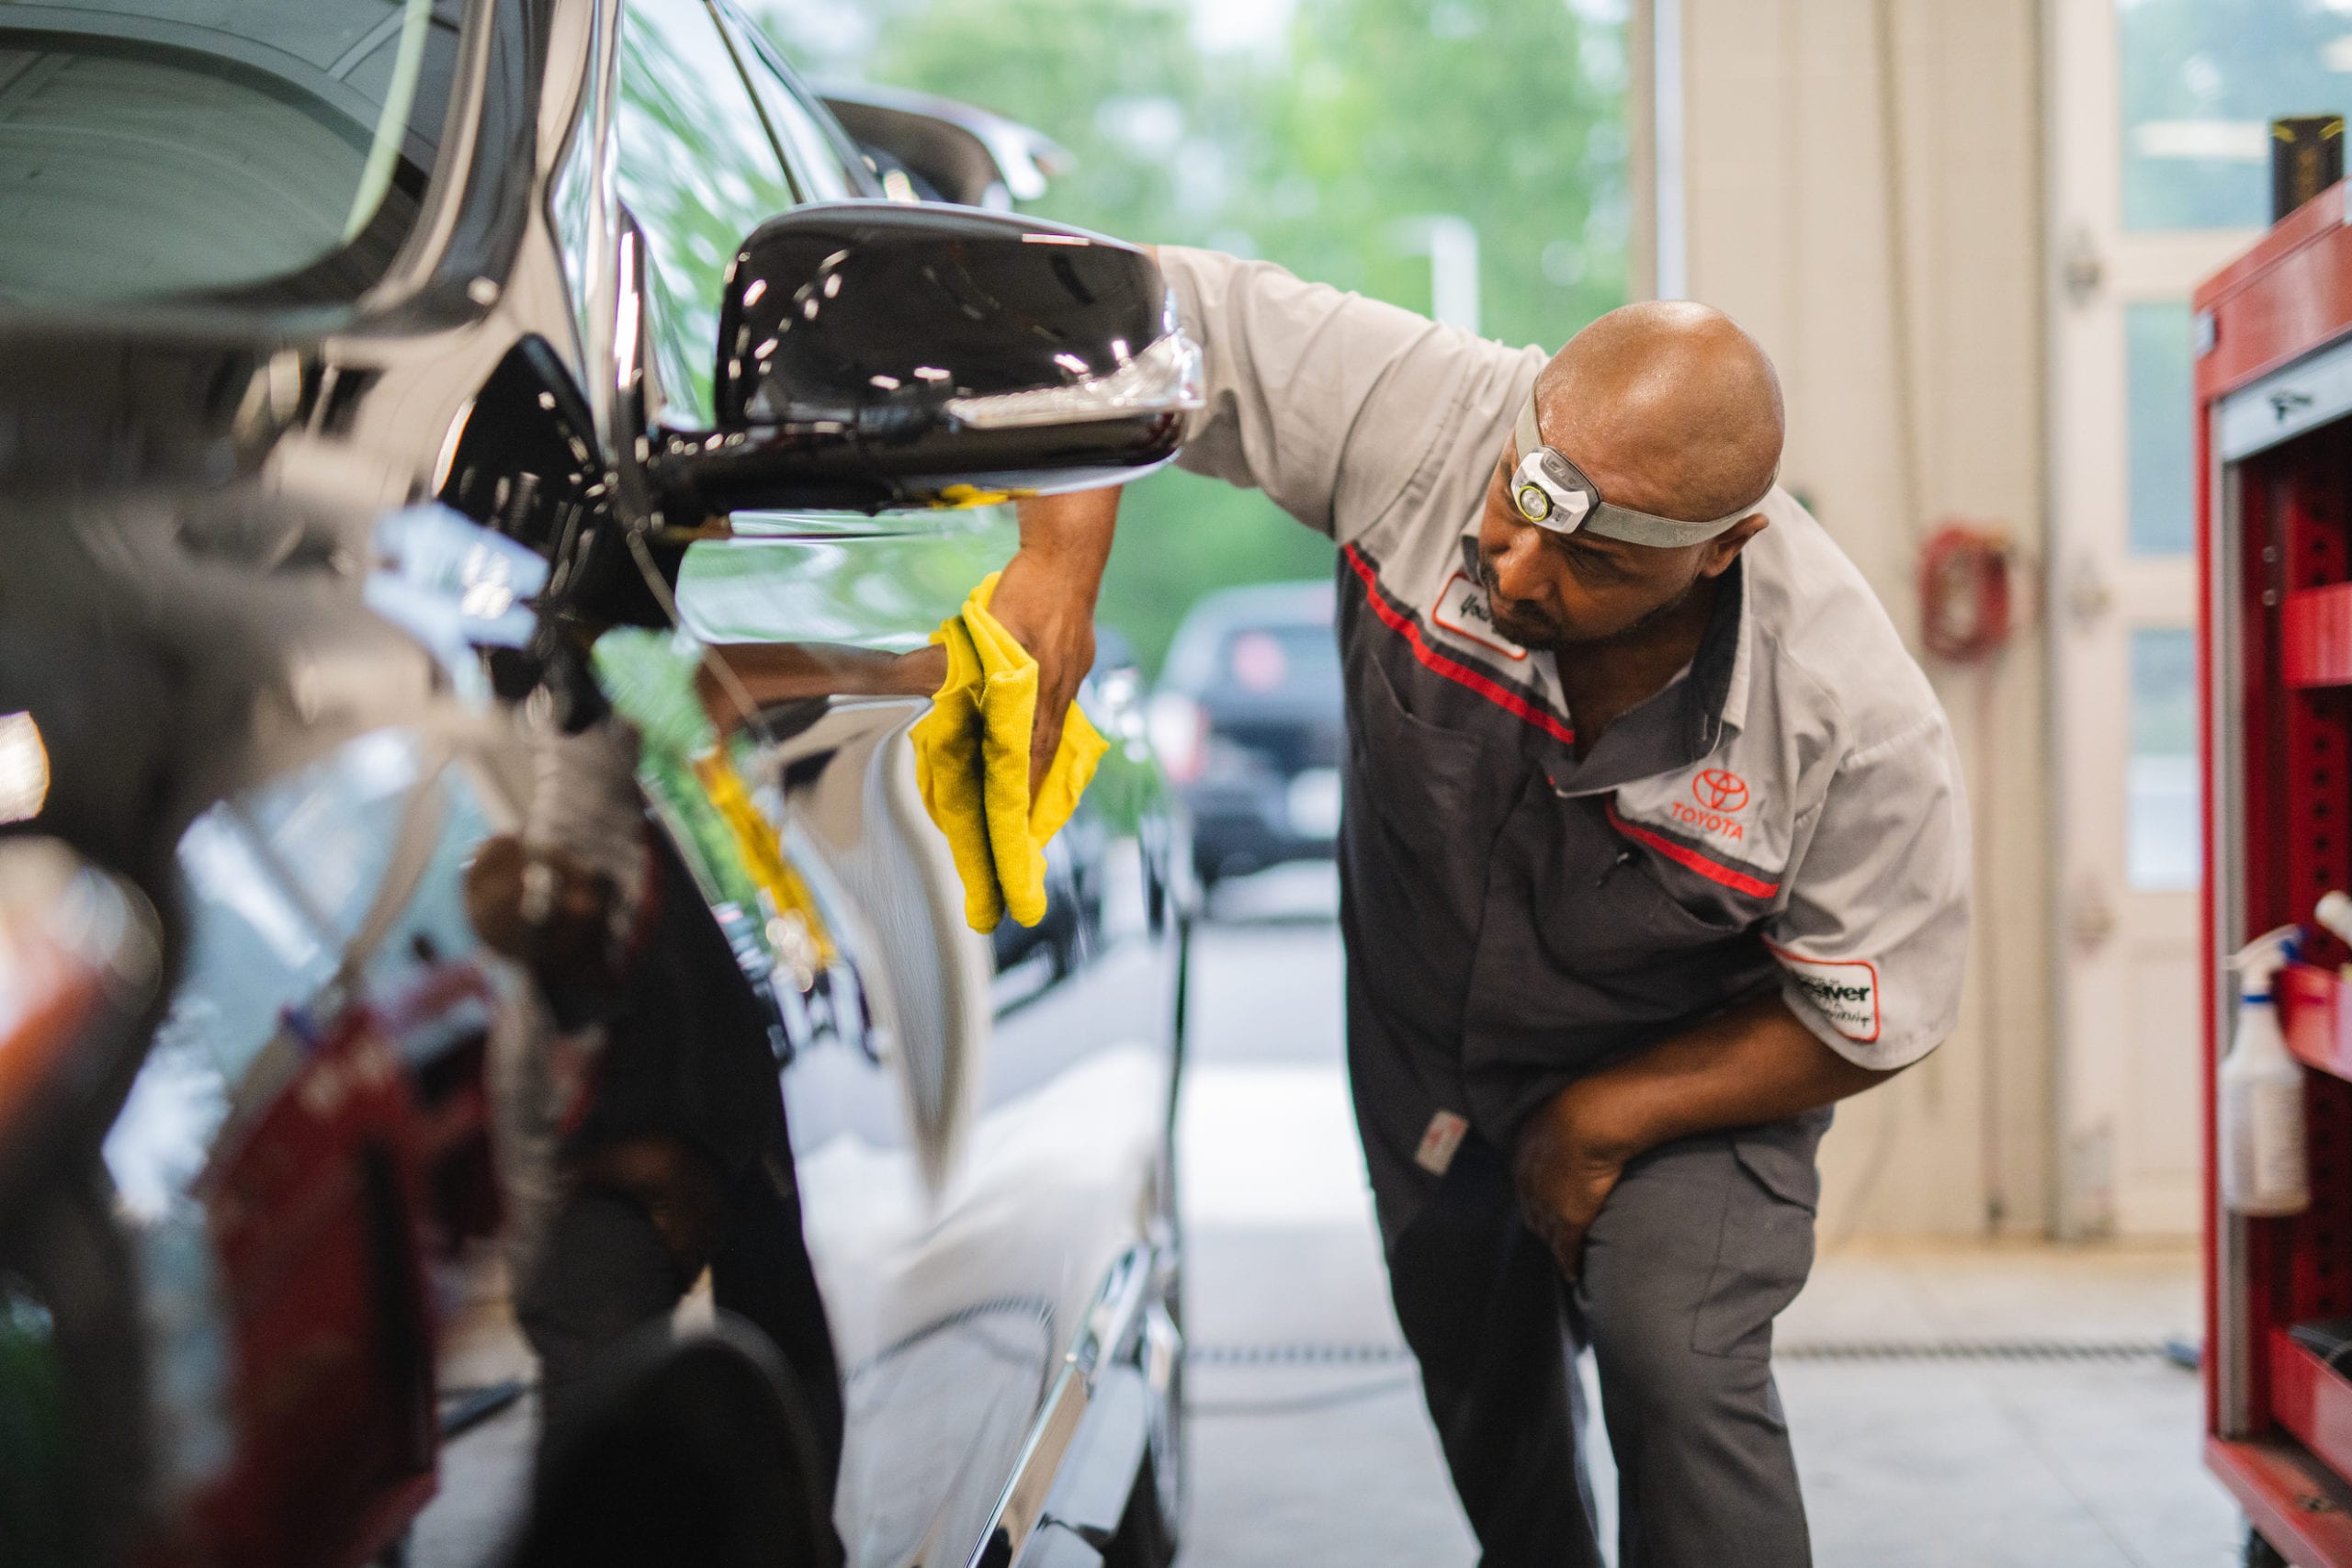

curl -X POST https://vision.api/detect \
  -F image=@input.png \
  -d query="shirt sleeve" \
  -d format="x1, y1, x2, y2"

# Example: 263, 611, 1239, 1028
1158, 245, 1528, 543
1763, 709, 1971, 1070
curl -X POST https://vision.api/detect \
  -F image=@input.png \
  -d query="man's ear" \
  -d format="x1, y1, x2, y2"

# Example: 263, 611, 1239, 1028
1700, 512, 1770, 578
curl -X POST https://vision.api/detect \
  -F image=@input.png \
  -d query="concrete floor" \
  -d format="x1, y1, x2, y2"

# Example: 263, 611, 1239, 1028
413, 863, 2246, 1566
1174, 865, 2241, 1568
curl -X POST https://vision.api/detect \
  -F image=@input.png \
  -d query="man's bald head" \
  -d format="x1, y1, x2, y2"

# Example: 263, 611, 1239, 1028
1531, 300, 1784, 524
1476, 300, 1784, 650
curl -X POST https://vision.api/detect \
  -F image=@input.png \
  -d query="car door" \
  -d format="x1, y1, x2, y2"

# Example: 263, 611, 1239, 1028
605, 11, 1189, 1562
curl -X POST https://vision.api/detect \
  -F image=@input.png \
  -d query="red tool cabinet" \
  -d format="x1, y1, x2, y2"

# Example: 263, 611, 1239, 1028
2199, 183, 2352, 1565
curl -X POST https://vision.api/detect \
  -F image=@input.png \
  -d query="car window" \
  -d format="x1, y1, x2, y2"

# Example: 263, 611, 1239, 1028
615, 0, 802, 427
0, 0, 464, 305
717, 6, 877, 202
1216, 623, 1343, 699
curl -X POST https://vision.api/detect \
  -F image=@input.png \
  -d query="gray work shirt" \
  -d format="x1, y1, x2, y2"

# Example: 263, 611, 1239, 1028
1159, 246, 1971, 1142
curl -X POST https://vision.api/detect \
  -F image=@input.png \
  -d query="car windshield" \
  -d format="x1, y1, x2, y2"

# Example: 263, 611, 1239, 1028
0, 0, 466, 306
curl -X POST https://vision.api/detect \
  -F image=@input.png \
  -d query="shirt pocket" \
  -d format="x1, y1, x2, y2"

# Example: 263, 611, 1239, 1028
1345, 648, 1491, 858
1535, 807, 1755, 977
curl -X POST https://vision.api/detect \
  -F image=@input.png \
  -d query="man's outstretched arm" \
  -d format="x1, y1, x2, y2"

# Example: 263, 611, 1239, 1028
1511, 994, 1910, 1279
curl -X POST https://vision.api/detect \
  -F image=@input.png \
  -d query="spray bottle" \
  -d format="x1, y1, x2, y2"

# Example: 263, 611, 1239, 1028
2315, 890, 2352, 962
2222, 924, 2311, 1217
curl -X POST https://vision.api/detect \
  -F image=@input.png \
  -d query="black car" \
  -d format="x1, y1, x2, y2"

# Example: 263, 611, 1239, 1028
1151, 581, 1344, 892
0, 4, 1195, 1566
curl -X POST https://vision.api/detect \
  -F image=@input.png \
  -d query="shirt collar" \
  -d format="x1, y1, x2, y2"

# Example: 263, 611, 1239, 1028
1468, 533, 1751, 795
1448, 533, 1749, 761
1711, 551, 1754, 739
1645, 552, 1746, 769
1452, 531, 1748, 748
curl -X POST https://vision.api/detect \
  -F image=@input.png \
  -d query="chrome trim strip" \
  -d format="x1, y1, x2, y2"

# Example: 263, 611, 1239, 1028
967, 1241, 1158, 1568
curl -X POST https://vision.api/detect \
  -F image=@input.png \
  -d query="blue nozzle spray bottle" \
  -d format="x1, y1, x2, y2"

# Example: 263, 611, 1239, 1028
2222, 924, 2311, 1217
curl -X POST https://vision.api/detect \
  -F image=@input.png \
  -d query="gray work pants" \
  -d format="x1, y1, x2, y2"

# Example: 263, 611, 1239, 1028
1349, 986, 1825, 1568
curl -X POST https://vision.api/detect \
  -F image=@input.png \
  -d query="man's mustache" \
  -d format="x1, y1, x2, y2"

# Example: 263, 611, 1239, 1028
1478, 563, 1552, 637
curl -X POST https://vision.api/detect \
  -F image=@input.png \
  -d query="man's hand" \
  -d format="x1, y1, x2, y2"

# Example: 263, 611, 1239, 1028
988, 545, 1098, 794
987, 490, 1122, 795
685, 487, 1121, 795
1510, 995, 1906, 1281
1511, 1079, 1638, 1280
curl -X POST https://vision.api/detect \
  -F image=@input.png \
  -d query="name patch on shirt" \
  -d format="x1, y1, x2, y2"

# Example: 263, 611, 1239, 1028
1771, 946, 1882, 1044
1432, 573, 1527, 660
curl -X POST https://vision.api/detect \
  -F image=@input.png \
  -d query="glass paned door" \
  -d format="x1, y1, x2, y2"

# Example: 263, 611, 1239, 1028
2128, 626, 2199, 892
2126, 301, 2195, 556
2048, 0, 2308, 1236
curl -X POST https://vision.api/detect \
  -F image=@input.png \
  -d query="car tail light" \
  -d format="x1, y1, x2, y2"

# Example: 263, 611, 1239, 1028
1147, 693, 1209, 784
1228, 631, 1288, 693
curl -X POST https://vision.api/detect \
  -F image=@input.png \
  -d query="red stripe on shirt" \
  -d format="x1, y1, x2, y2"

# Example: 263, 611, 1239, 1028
1342, 544, 1576, 747
1604, 797, 1781, 899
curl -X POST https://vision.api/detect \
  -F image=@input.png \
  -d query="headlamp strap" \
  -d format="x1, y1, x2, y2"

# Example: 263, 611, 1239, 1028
1511, 386, 1774, 547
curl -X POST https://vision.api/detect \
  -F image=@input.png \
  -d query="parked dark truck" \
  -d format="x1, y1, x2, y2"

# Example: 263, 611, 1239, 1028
0, 4, 1193, 1567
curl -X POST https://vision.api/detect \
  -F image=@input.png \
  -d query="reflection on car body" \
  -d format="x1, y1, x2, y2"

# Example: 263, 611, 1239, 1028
606, 567, 1188, 1566
0, 1, 1193, 1565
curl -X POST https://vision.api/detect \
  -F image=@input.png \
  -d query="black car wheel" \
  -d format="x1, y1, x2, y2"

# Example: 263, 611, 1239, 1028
510, 1321, 842, 1568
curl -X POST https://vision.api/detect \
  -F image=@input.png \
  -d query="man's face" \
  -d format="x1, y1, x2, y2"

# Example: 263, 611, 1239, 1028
1474, 448, 1727, 649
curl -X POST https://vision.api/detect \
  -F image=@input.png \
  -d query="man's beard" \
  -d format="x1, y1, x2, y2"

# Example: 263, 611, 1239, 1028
1476, 562, 1701, 651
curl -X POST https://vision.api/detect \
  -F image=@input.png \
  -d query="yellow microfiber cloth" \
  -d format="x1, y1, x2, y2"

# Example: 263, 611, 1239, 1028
911, 572, 1110, 932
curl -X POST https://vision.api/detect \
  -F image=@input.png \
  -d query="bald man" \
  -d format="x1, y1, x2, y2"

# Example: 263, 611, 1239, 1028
987, 252, 1970, 1567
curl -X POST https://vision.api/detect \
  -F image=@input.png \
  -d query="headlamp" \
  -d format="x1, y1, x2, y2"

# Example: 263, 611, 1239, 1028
1510, 387, 1775, 547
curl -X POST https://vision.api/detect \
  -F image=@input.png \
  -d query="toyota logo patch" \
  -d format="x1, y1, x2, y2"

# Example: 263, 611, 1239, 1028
1692, 769, 1748, 813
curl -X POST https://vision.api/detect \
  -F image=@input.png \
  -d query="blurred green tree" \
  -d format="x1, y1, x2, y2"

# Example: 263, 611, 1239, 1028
758, 0, 1627, 673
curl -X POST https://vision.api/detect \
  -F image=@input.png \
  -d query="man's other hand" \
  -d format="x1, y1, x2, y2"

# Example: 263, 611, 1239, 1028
989, 489, 1123, 796
1509, 996, 1904, 1280
1511, 1081, 1637, 1280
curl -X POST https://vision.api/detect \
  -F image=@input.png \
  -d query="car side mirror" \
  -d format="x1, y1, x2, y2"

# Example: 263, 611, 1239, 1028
650, 203, 1200, 519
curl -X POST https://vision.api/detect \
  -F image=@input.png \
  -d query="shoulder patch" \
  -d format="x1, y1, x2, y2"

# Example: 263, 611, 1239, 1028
1768, 942, 1881, 1043
1431, 572, 1526, 660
